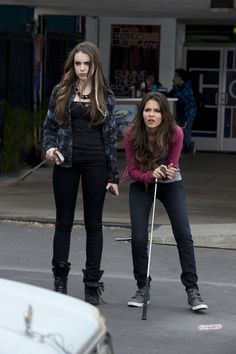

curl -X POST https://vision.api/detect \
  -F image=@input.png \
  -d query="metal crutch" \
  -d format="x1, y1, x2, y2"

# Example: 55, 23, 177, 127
19, 159, 47, 181
142, 177, 158, 320
19, 151, 64, 182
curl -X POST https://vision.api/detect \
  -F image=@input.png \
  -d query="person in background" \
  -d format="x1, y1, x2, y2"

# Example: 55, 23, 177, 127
145, 71, 164, 93
145, 71, 157, 92
123, 92, 208, 312
42, 41, 119, 306
168, 68, 197, 154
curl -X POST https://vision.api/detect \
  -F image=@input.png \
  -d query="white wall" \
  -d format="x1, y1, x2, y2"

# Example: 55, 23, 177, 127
175, 22, 185, 68
97, 17, 177, 91
86, 16, 99, 45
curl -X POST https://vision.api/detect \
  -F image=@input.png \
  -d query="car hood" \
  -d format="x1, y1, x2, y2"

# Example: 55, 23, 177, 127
0, 278, 106, 354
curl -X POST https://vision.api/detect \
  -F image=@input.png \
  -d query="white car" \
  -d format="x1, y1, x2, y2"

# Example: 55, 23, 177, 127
0, 278, 113, 354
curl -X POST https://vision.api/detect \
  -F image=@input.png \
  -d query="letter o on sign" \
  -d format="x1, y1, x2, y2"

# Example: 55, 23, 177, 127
229, 79, 236, 99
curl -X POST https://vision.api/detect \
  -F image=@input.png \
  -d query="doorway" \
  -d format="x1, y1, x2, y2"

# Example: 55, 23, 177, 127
184, 46, 236, 152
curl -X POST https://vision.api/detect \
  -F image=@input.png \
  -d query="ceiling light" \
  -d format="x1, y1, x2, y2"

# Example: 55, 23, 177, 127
210, 0, 234, 11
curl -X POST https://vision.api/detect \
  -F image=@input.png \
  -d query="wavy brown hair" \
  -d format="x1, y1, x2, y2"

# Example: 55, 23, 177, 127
54, 41, 108, 125
130, 92, 176, 170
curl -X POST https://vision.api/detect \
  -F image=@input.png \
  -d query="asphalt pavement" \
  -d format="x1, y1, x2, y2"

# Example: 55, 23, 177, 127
0, 221, 235, 354
0, 151, 236, 353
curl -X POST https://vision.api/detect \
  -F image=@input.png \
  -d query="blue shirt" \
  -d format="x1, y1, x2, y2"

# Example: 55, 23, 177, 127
168, 80, 197, 124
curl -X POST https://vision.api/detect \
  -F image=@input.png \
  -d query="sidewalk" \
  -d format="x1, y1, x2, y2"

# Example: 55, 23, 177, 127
0, 151, 236, 249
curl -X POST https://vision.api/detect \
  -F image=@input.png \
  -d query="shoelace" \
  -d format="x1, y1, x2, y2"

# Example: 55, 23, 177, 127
97, 282, 105, 303
87, 282, 105, 303
55, 277, 67, 293
189, 289, 202, 300
132, 288, 145, 299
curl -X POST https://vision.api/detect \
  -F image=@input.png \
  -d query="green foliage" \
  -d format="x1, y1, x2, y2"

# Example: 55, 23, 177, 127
0, 102, 47, 173
32, 104, 47, 133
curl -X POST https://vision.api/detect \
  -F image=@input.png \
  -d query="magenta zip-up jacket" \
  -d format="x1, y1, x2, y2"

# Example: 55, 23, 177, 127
124, 125, 183, 184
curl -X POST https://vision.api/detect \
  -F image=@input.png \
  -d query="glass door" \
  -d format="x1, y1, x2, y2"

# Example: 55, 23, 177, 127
220, 48, 236, 151
184, 47, 222, 151
184, 46, 236, 152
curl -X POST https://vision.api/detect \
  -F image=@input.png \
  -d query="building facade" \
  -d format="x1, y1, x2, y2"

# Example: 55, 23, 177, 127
1, 4, 236, 152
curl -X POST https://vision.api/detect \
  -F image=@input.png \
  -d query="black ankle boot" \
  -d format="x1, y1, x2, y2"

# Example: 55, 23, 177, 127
52, 262, 71, 294
82, 269, 104, 306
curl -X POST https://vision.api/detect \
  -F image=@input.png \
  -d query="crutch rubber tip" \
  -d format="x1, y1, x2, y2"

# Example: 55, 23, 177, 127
142, 305, 147, 320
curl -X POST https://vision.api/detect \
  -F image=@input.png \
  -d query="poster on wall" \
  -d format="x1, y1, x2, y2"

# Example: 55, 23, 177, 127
114, 101, 139, 149
110, 24, 161, 97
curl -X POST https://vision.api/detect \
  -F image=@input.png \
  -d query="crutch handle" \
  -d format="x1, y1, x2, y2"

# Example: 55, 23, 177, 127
159, 165, 167, 176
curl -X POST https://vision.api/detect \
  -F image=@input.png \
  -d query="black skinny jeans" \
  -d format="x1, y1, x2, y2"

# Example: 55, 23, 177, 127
129, 180, 198, 290
52, 161, 108, 281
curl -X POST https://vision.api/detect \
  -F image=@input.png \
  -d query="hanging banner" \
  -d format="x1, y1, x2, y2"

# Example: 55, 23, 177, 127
110, 24, 161, 97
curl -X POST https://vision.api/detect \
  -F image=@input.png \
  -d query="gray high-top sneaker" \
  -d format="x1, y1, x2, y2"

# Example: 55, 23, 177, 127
187, 288, 208, 311
128, 286, 150, 307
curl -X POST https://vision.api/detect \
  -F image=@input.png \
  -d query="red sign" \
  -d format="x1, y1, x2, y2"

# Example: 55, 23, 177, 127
110, 25, 161, 97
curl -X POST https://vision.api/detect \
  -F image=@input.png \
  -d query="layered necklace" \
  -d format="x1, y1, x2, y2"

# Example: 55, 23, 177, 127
75, 85, 92, 100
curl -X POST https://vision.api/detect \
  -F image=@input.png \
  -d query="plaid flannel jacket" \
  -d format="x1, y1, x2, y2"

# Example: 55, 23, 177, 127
42, 84, 119, 184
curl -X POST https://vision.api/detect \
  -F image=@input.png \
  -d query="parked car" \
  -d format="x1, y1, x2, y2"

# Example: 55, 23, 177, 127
0, 278, 113, 354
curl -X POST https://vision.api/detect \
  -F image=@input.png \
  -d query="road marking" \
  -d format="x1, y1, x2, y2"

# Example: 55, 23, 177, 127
197, 324, 223, 331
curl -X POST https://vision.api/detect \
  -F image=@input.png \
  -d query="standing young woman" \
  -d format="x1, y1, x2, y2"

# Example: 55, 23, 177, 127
42, 41, 119, 306
124, 92, 207, 311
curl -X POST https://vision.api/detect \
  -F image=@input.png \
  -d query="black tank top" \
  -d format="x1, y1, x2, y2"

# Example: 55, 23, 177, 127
71, 102, 106, 163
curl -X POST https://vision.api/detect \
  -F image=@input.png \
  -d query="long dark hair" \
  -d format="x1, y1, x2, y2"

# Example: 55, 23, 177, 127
54, 41, 108, 125
130, 92, 176, 170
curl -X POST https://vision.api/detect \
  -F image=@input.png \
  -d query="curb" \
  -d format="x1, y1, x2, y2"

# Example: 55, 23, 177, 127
0, 216, 131, 229
153, 224, 236, 250
1, 217, 236, 250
